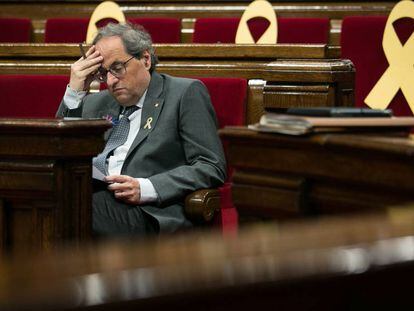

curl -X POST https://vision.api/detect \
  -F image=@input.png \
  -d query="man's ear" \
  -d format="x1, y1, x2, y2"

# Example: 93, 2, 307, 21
143, 51, 151, 70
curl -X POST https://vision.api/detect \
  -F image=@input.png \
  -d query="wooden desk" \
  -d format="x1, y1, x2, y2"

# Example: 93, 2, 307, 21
0, 43, 354, 124
0, 118, 110, 254
220, 127, 414, 221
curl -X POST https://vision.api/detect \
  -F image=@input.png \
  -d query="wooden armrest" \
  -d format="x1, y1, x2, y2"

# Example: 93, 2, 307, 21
185, 188, 220, 224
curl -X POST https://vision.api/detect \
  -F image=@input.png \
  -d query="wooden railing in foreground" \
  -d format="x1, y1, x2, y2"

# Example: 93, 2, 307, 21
0, 43, 353, 124
1, 210, 414, 309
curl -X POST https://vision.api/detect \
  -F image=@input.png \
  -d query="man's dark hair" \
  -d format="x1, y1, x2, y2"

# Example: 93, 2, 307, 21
93, 22, 158, 73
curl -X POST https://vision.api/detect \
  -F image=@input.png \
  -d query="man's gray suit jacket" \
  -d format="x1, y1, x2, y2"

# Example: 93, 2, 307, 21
56, 72, 227, 233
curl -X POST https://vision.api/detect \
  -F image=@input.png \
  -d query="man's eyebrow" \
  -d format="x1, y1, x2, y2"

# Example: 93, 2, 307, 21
109, 60, 123, 67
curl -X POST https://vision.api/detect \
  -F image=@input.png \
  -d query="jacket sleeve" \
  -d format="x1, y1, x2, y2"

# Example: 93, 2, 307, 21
56, 99, 83, 118
149, 80, 227, 205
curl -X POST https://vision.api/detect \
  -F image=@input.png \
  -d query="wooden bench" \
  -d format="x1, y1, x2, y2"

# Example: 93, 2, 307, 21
0, 0, 396, 44
0, 43, 354, 124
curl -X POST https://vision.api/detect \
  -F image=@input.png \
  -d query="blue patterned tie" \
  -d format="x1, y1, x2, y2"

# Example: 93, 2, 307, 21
93, 105, 139, 175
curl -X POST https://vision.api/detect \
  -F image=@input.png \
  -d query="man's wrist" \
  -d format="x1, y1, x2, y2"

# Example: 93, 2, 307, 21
63, 84, 87, 109
137, 178, 159, 204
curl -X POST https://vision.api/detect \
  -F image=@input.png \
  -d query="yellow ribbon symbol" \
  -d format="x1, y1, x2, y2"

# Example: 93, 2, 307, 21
144, 117, 153, 129
235, 0, 277, 44
365, 0, 414, 113
86, 1, 126, 44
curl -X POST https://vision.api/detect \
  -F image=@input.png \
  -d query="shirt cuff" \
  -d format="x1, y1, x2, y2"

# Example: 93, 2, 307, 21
63, 84, 87, 109
137, 178, 159, 204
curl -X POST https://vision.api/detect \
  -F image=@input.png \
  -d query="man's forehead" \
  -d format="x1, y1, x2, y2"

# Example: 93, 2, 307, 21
96, 36, 126, 57
96, 37, 128, 67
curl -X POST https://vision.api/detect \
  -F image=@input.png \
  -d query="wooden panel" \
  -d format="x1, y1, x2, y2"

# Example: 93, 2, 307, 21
220, 127, 414, 222
263, 84, 334, 109
0, 199, 4, 256
0, 43, 330, 59
232, 171, 306, 221
0, 162, 54, 192
246, 79, 265, 125
0, 119, 110, 253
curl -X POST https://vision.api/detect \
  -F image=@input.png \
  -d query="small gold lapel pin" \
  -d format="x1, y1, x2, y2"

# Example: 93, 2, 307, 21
144, 117, 153, 129
154, 102, 159, 107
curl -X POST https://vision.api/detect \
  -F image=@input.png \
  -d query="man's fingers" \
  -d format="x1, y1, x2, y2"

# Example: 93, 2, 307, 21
108, 182, 134, 192
105, 175, 130, 184
114, 189, 133, 197
76, 54, 103, 71
82, 63, 102, 76
85, 45, 96, 57
72, 63, 101, 81
105, 175, 140, 205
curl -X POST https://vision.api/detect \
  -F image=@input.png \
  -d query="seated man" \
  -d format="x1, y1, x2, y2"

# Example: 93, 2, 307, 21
56, 23, 226, 236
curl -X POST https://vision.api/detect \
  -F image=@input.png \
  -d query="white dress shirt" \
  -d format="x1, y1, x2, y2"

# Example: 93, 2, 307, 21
63, 85, 158, 204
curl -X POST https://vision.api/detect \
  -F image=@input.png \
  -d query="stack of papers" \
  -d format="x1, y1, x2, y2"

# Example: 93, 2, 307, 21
248, 113, 414, 135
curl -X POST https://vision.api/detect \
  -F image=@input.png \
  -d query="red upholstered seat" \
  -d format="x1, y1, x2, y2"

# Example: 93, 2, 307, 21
128, 18, 181, 43
0, 18, 31, 42
45, 18, 89, 43
0, 75, 69, 118
193, 17, 330, 43
197, 77, 247, 233
341, 16, 414, 116
45, 17, 181, 43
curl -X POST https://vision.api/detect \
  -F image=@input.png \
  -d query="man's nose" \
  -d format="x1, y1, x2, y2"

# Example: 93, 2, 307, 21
107, 72, 119, 85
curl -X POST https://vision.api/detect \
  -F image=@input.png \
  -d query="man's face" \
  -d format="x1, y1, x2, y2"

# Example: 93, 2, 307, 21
95, 36, 151, 107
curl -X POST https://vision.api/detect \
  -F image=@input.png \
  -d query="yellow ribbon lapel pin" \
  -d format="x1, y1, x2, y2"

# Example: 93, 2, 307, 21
144, 117, 153, 130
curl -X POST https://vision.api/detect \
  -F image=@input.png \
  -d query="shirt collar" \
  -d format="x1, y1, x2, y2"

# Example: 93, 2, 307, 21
122, 89, 147, 120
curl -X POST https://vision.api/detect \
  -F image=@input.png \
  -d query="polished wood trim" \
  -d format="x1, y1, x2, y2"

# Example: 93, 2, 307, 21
0, 2, 395, 19
0, 43, 330, 59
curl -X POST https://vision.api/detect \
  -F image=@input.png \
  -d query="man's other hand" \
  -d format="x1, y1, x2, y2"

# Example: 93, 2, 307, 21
105, 175, 141, 205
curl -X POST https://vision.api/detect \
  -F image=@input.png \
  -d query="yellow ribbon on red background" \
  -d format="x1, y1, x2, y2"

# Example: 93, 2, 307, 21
365, 0, 414, 113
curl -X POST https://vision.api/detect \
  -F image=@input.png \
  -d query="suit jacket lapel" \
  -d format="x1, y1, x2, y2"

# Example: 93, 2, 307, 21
126, 72, 165, 159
